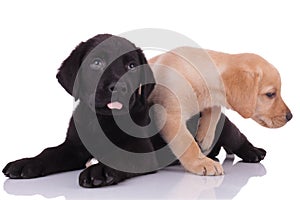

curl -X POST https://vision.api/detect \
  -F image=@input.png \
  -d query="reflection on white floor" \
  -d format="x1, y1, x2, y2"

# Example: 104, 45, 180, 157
2, 154, 266, 200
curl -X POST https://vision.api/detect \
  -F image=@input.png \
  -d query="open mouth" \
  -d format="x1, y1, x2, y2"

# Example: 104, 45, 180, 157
106, 101, 123, 110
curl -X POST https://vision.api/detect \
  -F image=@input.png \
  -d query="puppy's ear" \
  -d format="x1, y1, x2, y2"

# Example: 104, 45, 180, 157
56, 42, 88, 99
223, 70, 260, 118
137, 49, 155, 103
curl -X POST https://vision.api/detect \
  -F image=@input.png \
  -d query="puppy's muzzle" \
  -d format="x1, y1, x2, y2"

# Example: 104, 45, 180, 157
108, 81, 128, 95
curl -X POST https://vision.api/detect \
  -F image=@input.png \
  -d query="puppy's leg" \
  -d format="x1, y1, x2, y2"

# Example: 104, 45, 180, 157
80, 137, 158, 188
208, 114, 266, 162
79, 162, 157, 188
80, 156, 156, 188
195, 106, 221, 153
162, 113, 223, 176
3, 118, 91, 179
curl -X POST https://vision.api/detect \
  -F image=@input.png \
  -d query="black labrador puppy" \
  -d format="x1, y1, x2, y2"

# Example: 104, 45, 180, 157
3, 34, 266, 188
3, 34, 158, 188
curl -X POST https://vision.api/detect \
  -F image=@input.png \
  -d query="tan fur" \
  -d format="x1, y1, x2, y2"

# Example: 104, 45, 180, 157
196, 106, 221, 153
148, 47, 291, 175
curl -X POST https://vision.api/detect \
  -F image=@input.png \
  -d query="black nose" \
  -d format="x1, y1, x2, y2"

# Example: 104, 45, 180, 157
286, 112, 293, 122
108, 82, 128, 94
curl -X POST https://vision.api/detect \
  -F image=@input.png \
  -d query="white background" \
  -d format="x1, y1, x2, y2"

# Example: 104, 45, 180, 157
0, 0, 299, 199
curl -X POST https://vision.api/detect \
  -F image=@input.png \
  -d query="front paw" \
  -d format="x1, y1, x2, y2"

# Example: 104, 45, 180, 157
234, 141, 266, 163
183, 157, 224, 176
79, 164, 127, 188
3, 158, 45, 179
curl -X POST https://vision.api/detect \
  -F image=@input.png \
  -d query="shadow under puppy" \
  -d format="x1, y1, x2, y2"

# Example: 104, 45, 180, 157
3, 34, 158, 188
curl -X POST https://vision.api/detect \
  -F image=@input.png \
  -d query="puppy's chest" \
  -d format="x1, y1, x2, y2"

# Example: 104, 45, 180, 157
181, 86, 220, 118
97, 114, 149, 144
174, 74, 224, 116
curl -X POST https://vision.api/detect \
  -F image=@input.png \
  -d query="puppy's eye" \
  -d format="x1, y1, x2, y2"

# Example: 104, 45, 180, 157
90, 58, 106, 70
266, 92, 276, 99
127, 62, 137, 70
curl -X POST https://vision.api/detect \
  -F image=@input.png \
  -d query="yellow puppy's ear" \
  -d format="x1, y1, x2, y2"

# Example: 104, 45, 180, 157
223, 70, 260, 118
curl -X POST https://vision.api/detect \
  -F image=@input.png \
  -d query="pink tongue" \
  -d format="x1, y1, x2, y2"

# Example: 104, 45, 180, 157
107, 102, 123, 110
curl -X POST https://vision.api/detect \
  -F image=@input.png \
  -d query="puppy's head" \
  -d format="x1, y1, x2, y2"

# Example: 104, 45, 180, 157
223, 53, 292, 128
56, 34, 155, 115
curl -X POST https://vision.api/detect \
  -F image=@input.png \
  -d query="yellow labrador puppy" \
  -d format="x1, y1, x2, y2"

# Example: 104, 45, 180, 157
148, 47, 292, 176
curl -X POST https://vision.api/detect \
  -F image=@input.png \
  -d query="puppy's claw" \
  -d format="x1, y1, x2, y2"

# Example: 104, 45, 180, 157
215, 164, 224, 175
105, 172, 114, 184
92, 178, 103, 187
81, 178, 92, 188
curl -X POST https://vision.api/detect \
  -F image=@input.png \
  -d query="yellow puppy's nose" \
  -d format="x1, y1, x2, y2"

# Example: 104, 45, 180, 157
286, 112, 293, 122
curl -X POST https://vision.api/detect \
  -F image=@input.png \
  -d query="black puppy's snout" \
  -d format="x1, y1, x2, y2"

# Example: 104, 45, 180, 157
286, 112, 293, 122
108, 82, 128, 94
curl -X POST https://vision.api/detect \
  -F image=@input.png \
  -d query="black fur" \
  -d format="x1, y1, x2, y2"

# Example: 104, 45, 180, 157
207, 114, 266, 162
3, 34, 157, 188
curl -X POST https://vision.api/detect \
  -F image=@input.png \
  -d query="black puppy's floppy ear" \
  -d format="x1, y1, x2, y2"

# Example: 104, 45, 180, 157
56, 42, 88, 99
137, 49, 155, 103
